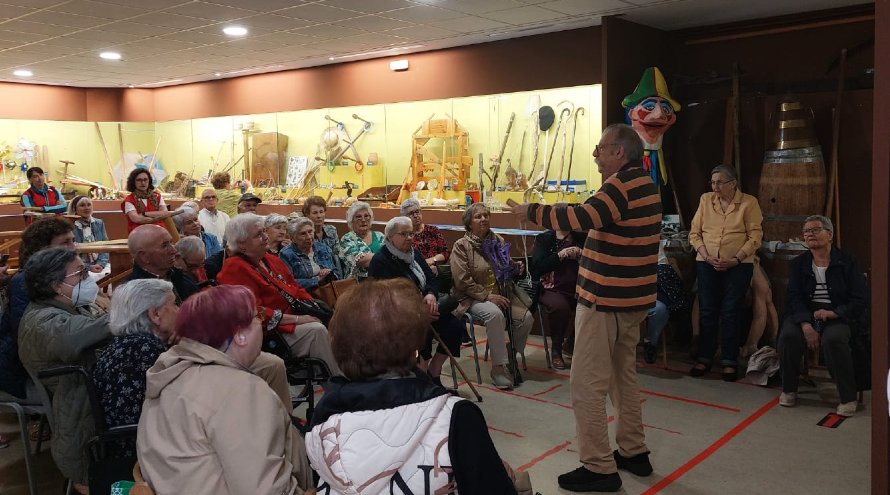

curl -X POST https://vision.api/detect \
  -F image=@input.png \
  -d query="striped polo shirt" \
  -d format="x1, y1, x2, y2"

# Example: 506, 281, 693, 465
528, 164, 661, 312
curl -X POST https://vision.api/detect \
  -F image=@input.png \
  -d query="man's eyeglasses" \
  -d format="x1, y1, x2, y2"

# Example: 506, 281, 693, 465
802, 227, 825, 236
202, 195, 218, 200
594, 143, 620, 154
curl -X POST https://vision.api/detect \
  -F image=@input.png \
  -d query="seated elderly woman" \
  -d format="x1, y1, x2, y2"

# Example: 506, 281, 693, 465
174, 235, 208, 284
17, 248, 111, 494
400, 198, 449, 267
369, 216, 462, 386
0, 217, 75, 400
338, 201, 384, 280
531, 226, 585, 370
217, 213, 340, 375
265, 213, 291, 255
68, 195, 110, 277
172, 206, 222, 258
303, 195, 340, 262
137, 285, 314, 495
281, 217, 341, 291
92, 279, 175, 458
306, 278, 529, 495
778, 215, 868, 417
451, 203, 534, 390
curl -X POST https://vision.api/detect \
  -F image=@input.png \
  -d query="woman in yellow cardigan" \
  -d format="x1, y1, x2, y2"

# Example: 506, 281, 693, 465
688, 165, 763, 381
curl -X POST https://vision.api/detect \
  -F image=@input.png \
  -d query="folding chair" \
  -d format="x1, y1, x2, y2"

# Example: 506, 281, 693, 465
262, 331, 333, 430
461, 313, 482, 384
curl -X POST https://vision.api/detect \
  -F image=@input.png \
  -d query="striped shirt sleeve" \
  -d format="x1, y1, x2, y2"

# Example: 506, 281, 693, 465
527, 176, 628, 231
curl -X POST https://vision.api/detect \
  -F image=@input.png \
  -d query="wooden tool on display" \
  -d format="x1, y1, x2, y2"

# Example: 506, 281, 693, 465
732, 63, 742, 182
534, 107, 571, 191
554, 109, 572, 192
562, 107, 585, 198
58, 160, 74, 193
490, 112, 515, 190
94, 123, 117, 188
825, 49, 845, 247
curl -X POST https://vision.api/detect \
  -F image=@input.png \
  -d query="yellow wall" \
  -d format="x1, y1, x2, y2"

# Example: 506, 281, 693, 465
0, 84, 602, 200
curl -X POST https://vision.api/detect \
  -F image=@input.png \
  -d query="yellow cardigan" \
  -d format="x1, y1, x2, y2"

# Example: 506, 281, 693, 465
688, 189, 763, 262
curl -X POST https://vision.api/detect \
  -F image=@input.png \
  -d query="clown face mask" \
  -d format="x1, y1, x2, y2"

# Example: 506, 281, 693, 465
628, 96, 677, 149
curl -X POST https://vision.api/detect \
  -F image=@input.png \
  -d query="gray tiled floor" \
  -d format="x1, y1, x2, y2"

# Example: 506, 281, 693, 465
0, 332, 871, 494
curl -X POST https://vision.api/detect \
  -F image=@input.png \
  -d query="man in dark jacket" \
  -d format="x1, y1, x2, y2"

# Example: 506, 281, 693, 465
127, 225, 199, 304
778, 215, 867, 416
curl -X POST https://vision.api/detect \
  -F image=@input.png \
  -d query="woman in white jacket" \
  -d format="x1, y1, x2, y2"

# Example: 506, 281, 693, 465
306, 278, 532, 495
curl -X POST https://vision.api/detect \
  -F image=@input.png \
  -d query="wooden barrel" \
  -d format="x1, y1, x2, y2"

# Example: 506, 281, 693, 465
758, 146, 826, 242
768, 101, 819, 150
759, 242, 809, 316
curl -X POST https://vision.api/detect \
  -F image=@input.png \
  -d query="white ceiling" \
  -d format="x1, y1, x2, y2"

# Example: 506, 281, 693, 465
0, 0, 871, 88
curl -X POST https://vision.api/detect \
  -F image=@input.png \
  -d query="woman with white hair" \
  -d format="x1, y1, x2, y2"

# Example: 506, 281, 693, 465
369, 217, 462, 386
92, 279, 177, 441
338, 201, 384, 280
174, 236, 208, 284
68, 195, 110, 277
281, 217, 341, 291
400, 198, 449, 268
172, 206, 222, 258
217, 213, 340, 375
265, 213, 291, 255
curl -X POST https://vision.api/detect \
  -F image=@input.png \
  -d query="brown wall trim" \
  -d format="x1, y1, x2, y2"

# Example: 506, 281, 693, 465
0, 27, 601, 123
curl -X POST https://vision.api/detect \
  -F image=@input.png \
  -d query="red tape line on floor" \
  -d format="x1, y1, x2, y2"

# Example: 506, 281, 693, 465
488, 425, 525, 438
517, 440, 571, 472
476, 383, 574, 410
640, 390, 741, 413
532, 383, 563, 396
641, 397, 779, 495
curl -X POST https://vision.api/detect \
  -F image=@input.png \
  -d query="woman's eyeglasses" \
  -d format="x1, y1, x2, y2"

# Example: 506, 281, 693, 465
802, 227, 825, 236
710, 179, 735, 187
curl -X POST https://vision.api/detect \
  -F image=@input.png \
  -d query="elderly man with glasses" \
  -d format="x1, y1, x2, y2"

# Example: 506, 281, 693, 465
198, 188, 230, 240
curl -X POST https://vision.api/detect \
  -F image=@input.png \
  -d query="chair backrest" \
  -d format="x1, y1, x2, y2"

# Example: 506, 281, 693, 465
23, 366, 57, 428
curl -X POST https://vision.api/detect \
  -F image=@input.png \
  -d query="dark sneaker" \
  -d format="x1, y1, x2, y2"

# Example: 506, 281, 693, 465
614, 450, 653, 477
643, 343, 657, 364
557, 466, 622, 492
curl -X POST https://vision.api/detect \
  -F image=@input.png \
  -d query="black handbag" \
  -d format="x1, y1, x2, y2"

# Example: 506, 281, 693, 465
245, 256, 334, 325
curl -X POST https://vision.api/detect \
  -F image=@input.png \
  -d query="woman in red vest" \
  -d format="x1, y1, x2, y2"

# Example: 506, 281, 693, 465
121, 168, 177, 233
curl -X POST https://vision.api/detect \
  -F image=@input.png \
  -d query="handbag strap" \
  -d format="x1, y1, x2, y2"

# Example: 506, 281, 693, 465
241, 254, 304, 309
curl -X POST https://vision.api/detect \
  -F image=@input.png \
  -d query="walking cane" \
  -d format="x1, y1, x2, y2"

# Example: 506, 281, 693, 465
429, 325, 483, 402
499, 280, 524, 386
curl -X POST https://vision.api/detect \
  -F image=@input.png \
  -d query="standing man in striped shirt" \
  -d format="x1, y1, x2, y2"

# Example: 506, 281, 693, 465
512, 123, 661, 492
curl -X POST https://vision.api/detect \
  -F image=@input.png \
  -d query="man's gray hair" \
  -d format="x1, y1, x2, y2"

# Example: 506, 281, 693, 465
400, 198, 421, 215
180, 201, 199, 211
110, 279, 174, 337
385, 216, 413, 239
176, 235, 205, 260
264, 213, 288, 228
225, 213, 264, 254
172, 206, 198, 232
287, 217, 315, 237
346, 201, 372, 227
603, 123, 644, 164
462, 203, 490, 230
805, 214, 834, 233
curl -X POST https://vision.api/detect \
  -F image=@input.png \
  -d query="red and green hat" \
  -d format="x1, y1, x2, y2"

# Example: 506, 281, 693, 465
622, 67, 681, 111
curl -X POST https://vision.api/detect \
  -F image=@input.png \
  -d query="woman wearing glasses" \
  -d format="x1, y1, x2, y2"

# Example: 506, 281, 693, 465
400, 198, 449, 268
688, 165, 763, 381
777, 215, 867, 416
369, 217, 462, 387
17, 248, 111, 494
338, 201, 384, 280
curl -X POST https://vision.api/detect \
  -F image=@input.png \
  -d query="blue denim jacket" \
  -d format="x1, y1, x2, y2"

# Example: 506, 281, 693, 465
72, 217, 110, 268
200, 231, 223, 257
280, 241, 341, 290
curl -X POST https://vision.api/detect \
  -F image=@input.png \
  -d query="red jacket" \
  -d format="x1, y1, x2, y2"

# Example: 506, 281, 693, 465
122, 192, 165, 233
217, 253, 313, 333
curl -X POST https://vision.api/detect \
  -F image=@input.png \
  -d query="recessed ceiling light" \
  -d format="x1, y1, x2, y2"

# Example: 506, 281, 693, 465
13, 69, 32, 77
128, 84, 134, 88
100, 51, 122, 60
214, 72, 222, 77
223, 26, 248, 36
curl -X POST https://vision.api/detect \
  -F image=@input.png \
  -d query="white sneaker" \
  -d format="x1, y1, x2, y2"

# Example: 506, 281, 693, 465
490, 365, 514, 390
837, 401, 857, 416
779, 392, 797, 407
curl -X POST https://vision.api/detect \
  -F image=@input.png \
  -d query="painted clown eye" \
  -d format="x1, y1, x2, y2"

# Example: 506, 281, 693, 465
641, 99, 657, 111
660, 101, 674, 115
